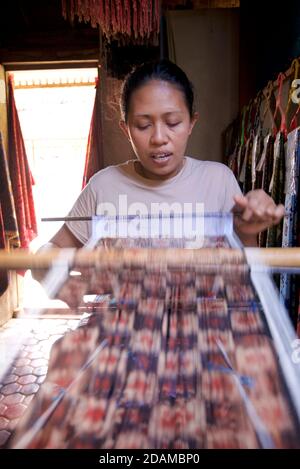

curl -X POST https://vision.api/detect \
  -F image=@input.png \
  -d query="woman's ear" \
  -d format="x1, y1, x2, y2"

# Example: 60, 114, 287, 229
119, 120, 131, 141
189, 112, 199, 135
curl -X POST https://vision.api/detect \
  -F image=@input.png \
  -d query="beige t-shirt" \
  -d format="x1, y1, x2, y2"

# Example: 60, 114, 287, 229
66, 156, 242, 245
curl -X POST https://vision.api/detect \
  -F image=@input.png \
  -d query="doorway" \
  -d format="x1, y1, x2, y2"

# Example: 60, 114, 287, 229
12, 67, 97, 310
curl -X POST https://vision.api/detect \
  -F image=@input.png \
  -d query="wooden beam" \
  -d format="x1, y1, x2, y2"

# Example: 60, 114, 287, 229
0, 247, 300, 270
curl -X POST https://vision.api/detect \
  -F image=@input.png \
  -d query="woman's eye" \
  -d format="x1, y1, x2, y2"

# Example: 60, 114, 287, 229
136, 123, 150, 130
167, 122, 180, 127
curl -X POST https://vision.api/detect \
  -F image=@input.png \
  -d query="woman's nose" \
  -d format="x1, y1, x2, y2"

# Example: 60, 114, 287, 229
150, 125, 168, 145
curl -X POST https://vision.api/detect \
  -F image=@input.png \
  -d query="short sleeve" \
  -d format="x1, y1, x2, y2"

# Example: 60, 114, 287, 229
65, 182, 97, 245
222, 168, 242, 212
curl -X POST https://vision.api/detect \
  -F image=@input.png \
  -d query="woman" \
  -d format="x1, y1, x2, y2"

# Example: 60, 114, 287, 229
47, 59, 285, 250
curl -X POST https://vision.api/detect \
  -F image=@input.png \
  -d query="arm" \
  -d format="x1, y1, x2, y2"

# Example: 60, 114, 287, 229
50, 224, 84, 248
232, 189, 285, 247
31, 225, 83, 283
32, 175, 96, 282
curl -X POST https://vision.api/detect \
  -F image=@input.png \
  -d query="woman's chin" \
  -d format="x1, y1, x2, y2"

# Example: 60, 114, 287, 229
145, 165, 180, 180
140, 157, 184, 178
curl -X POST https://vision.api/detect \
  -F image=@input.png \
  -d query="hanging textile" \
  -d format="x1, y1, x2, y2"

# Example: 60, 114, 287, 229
256, 134, 274, 247
225, 76, 286, 249
280, 128, 300, 319
82, 79, 104, 189
0, 132, 18, 295
297, 178, 300, 337
265, 73, 287, 247
239, 136, 253, 194
7, 75, 37, 250
266, 132, 286, 247
237, 102, 262, 195
0, 206, 8, 296
223, 63, 300, 332
298, 286, 300, 337
62, 0, 160, 45
0, 132, 19, 248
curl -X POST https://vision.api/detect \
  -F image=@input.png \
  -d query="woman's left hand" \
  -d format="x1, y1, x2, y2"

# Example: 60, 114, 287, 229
232, 189, 285, 245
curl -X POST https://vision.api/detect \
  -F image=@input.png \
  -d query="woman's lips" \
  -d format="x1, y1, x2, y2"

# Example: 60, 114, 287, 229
151, 152, 172, 164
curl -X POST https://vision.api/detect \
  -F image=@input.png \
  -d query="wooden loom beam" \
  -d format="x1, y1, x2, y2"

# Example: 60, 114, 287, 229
0, 247, 300, 270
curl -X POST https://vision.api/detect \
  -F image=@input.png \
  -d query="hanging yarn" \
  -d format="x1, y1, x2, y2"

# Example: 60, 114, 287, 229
61, 0, 161, 44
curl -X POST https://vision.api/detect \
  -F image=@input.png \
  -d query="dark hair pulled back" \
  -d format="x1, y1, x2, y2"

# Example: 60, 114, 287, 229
120, 59, 195, 122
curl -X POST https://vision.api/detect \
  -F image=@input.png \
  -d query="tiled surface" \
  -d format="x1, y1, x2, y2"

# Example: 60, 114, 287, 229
0, 317, 80, 448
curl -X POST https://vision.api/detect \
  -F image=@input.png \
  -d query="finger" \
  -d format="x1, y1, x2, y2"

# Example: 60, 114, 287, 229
275, 204, 285, 217
266, 202, 277, 217
232, 194, 249, 209
248, 203, 285, 227
246, 197, 264, 218
254, 202, 277, 223
246, 191, 278, 221
265, 203, 285, 221
240, 206, 254, 222
233, 194, 247, 205
242, 194, 263, 221
272, 204, 285, 223
234, 198, 258, 222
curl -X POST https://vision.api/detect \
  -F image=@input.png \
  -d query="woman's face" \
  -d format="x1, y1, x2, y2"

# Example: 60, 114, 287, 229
120, 80, 198, 180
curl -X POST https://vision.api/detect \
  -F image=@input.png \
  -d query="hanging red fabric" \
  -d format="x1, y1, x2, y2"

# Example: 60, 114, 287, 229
0, 204, 8, 296
82, 78, 104, 189
0, 131, 19, 295
7, 74, 38, 250
0, 132, 19, 248
272, 72, 288, 138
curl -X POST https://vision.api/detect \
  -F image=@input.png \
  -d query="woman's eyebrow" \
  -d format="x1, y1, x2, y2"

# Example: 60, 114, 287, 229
133, 114, 152, 118
164, 111, 183, 115
134, 111, 183, 118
